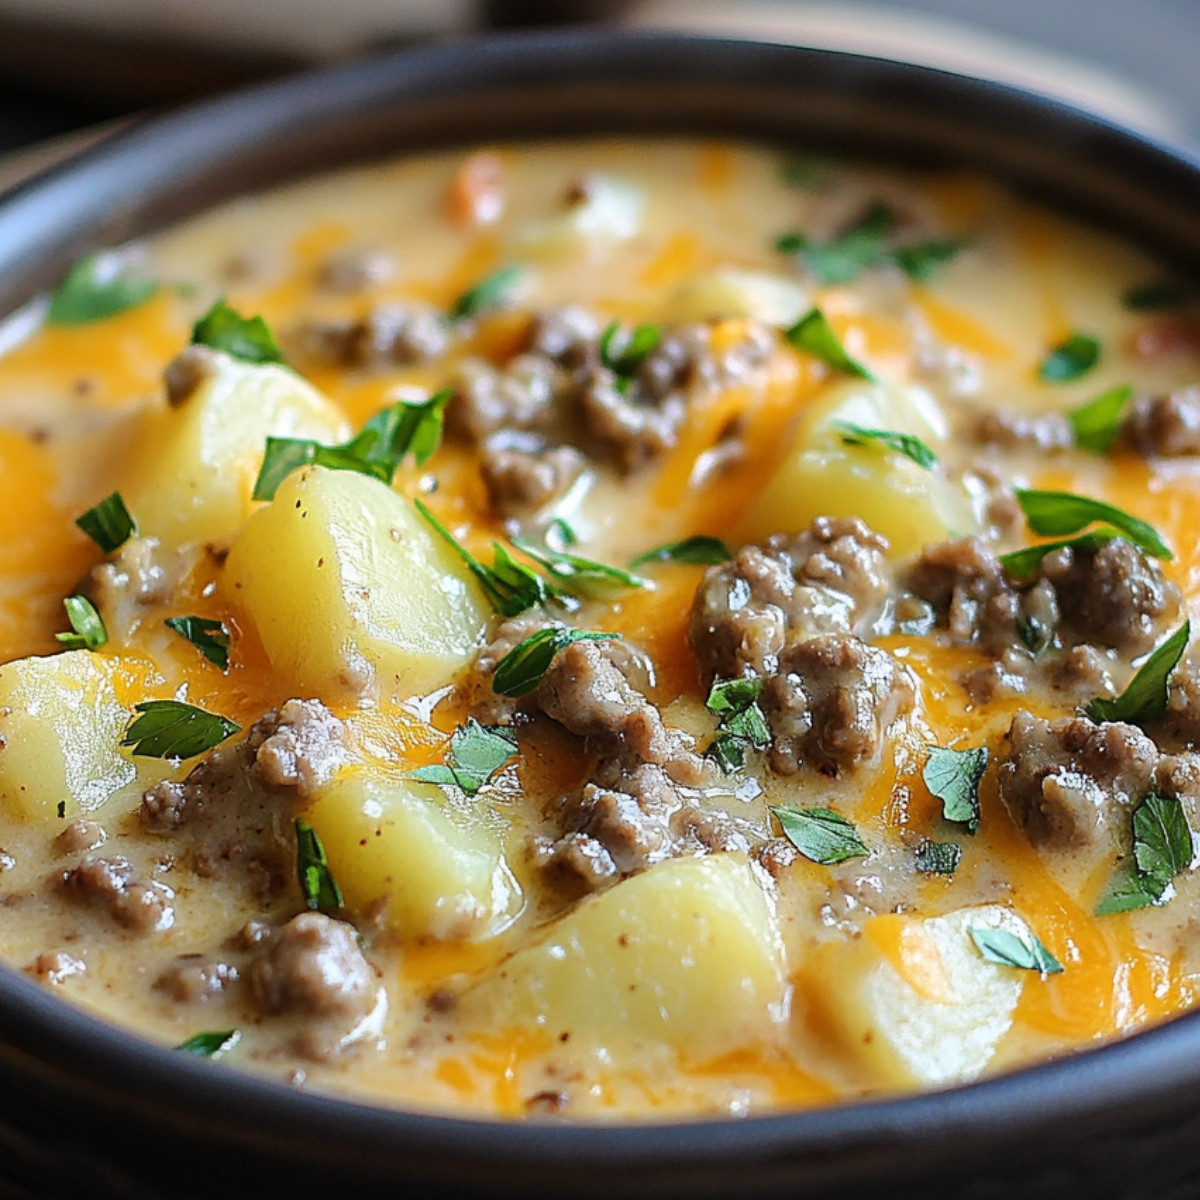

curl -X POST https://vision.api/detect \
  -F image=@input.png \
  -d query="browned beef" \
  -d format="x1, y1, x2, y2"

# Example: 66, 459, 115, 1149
690, 517, 890, 682
1121, 387, 1200, 457
578, 366, 688, 472
155, 956, 240, 1002
526, 306, 603, 370
479, 445, 584, 523
55, 819, 106, 856
28, 951, 86, 986
316, 249, 394, 293
970, 409, 1073, 451
1154, 652, 1200, 749
88, 536, 179, 640
298, 303, 448, 369
60, 856, 175, 933
164, 344, 223, 406
446, 354, 565, 445
761, 633, 915, 776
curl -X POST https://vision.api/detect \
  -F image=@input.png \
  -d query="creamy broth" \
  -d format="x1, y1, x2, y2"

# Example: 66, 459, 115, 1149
1, 139, 1199, 1118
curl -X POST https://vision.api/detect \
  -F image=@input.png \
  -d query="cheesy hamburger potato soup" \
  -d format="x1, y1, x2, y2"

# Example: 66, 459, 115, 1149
0, 138, 1199, 1120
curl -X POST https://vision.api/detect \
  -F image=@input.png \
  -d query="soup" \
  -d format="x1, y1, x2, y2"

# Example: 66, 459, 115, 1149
0, 138, 1198, 1119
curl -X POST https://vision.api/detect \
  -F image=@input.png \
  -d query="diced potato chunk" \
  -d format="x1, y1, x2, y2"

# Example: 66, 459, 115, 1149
122, 352, 349, 551
224, 466, 489, 699
666, 268, 810, 327
463, 854, 787, 1059
741, 378, 974, 556
520, 175, 643, 257
809, 904, 1029, 1087
306, 768, 520, 942
0, 651, 135, 821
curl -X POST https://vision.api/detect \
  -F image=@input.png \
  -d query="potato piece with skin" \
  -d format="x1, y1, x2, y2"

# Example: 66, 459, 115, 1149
741, 378, 974, 556
224, 466, 489, 700
306, 769, 521, 942
461, 854, 787, 1060
121, 351, 350, 551
0, 650, 135, 821
807, 904, 1030, 1088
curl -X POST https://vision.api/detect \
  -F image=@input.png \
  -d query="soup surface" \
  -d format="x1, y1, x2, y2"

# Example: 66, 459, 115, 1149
1, 139, 1200, 1119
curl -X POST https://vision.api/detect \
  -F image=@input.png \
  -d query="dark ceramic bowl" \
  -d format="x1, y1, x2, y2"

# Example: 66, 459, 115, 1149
2, 30, 1200, 1200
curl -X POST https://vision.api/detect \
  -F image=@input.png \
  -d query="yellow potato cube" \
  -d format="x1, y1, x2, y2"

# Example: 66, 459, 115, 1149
666, 268, 810, 327
306, 768, 521, 942
224, 466, 489, 699
463, 854, 787, 1059
122, 352, 349, 551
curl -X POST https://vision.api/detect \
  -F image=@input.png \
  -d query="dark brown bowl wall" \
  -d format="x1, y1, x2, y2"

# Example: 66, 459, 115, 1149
2, 30, 1200, 1200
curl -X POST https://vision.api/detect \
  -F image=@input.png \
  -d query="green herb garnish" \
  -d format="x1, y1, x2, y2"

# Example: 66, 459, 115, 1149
779, 156, 835, 189
55, 595, 107, 651
630, 536, 730, 568
892, 238, 968, 282
492, 627, 620, 697
47, 253, 157, 325
968, 925, 1063, 975
776, 203, 896, 285
1067, 384, 1133, 454
1012, 488, 1172, 561
511, 536, 647, 599
771, 805, 869, 865
295, 818, 343, 912
784, 307, 876, 380
451, 265, 524, 319
1038, 332, 1101, 383
1095, 791, 1194, 914
599, 320, 661, 391
76, 492, 137, 554
164, 616, 230, 671
914, 839, 961, 876
1085, 621, 1190, 725
253, 389, 451, 501
176, 1030, 240, 1057
121, 700, 240, 760
545, 517, 579, 549
1123, 280, 1192, 311
705, 677, 770, 771
998, 531, 1115, 580
410, 718, 519, 796
191, 299, 285, 365
922, 744, 988, 835
833, 421, 938, 469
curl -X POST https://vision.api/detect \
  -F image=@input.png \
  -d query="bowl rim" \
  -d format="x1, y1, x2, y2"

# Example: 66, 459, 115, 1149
3, 25, 1200, 1190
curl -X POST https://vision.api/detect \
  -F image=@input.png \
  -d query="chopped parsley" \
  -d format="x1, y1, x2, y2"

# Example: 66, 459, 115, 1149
599, 320, 661, 391
55, 595, 107, 651
914, 839, 961, 876
295, 818, 343, 912
191, 299, 286, 365
771, 805, 869, 865
892, 238, 968, 282
968, 925, 1063, 975
1067, 384, 1133, 454
253, 389, 451, 501
1038, 332, 1101, 383
630, 536, 731, 567
833, 422, 938, 469
922, 744, 988, 835
705, 677, 770, 771
1095, 791, 1195, 915
164, 616, 230, 671
410, 718, 519, 796
510, 536, 648, 599
784, 307, 876, 381
492, 627, 620, 697
76, 492, 137, 554
1086, 621, 1190, 725
1011, 488, 1171, 561
176, 1030, 240, 1058
121, 700, 240, 760
47, 253, 158, 325
1124, 280, 1192, 311
451, 265, 524, 319
775, 203, 895, 285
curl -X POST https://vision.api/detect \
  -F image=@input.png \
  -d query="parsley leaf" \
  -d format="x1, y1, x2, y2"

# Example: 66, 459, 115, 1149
784, 307, 876, 380
914, 839, 961, 876
492, 627, 620, 697
76, 492, 137, 554
599, 320, 661, 390
630, 535, 731, 567
705, 677, 770, 771
771, 805, 869, 865
833, 421, 938, 469
968, 925, 1063, 975
776, 203, 896, 285
121, 700, 240, 760
253, 389, 451, 500
922, 744, 988, 834
1095, 791, 1194, 915
451, 265, 524, 319
56, 595, 107, 651
1039, 332, 1101, 383
545, 517, 579, 549
295, 818, 343, 912
176, 1030, 239, 1057
1086, 621, 1190, 724
1068, 384, 1133, 454
1013, 488, 1172, 561
892, 238, 967, 281
511, 536, 648, 599
164, 616, 230, 671
191, 299, 285, 365
410, 718, 518, 796
48, 253, 158, 325
1124, 280, 1192, 311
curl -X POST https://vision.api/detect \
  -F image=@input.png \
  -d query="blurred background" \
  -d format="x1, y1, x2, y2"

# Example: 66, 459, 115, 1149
0, 0, 1197, 173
